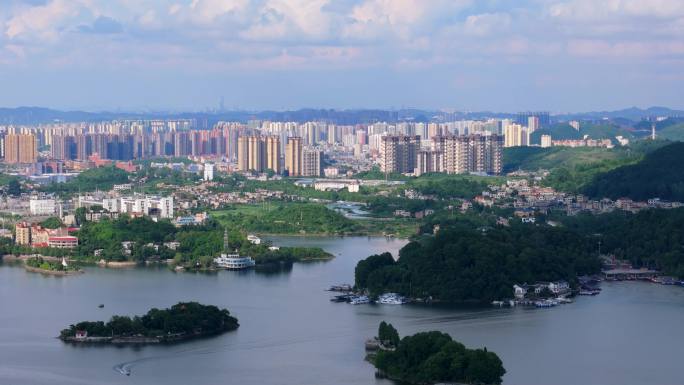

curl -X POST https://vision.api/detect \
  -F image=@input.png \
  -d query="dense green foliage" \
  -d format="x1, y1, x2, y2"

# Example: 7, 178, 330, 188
75, 215, 331, 267
5, 178, 22, 196
561, 208, 684, 277
544, 157, 640, 193
406, 174, 498, 200
530, 123, 582, 144
59, 302, 238, 340
42, 166, 130, 194
582, 142, 684, 201
355, 222, 601, 302
213, 203, 359, 234
373, 326, 505, 385
76, 216, 177, 261
40, 217, 63, 229
377, 321, 399, 348
25, 257, 78, 272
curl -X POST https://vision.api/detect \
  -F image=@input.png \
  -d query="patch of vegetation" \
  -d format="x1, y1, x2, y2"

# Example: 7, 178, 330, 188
212, 203, 359, 235
59, 302, 238, 342
25, 256, 79, 272
582, 142, 684, 201
561, 208, 684, 277
41, 166, 130, 195
371, 322, 505, 385
355, 220, 601, 303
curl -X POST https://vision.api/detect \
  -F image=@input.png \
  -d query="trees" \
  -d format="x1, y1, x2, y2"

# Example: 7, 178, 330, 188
60, 302, 239, 340
378, 321, 399, 348
373, 325, 505, 385
355, 222, 601, 303
582, 142, 684, 201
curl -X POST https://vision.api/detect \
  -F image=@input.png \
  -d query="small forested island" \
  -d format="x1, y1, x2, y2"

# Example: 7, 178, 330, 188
25, 257, 82, 276
367, 322, 505, 385
59, 302, 239, 344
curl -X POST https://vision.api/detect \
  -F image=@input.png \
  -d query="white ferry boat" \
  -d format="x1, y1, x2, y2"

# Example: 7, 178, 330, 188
214, 252, 256, 270
213, 229, 256, 270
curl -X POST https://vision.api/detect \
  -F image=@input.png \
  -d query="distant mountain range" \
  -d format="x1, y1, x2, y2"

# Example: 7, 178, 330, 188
0, 106, 683, 126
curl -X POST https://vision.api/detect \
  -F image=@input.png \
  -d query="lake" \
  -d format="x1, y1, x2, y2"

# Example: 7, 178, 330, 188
1, 235, 683, 385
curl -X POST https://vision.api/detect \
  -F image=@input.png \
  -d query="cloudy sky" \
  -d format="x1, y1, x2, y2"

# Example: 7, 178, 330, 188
0, 0, 683, 112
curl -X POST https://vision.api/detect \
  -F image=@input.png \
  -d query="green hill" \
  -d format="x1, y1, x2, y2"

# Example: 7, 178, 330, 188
503, 146, 631, 173
658, 123, 684, 141
582, 142, 684, 201
530, 123, 582, 144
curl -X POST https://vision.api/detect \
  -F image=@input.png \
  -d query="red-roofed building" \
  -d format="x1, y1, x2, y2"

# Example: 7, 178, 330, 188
48, 236, 78, 249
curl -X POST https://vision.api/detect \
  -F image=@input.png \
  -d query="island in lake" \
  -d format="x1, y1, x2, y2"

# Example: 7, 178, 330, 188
59, 302, 239, 344
367, 321, 505, 385
25, 256, 83, 276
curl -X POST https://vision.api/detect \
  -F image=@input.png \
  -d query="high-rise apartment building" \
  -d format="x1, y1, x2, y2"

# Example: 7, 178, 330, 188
379, 135, 419, 174
285, 137, 303, 176
237, 136, 250, 171
431, 134, 503, 175
504, 124, 529, 147
4, 134, 37, 164
527, 116, 540, 132
415, 150, 442, 176
265, 136, 281, 174
541, 135, 552, 148
302, 147, 322, 177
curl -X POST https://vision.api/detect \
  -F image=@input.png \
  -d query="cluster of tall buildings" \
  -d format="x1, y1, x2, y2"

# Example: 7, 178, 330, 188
380, 134, 503, 175
237, 135, 322, 176
3, 133, 37, 164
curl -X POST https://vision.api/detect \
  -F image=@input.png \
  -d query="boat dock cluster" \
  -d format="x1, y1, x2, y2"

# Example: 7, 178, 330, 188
327, 285, 409, 305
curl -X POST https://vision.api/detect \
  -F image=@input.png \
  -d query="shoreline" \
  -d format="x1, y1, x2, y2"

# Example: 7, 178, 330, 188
24, 265, 84, 276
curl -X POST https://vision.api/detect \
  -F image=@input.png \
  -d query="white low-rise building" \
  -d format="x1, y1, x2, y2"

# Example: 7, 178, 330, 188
29, 198, 56, 216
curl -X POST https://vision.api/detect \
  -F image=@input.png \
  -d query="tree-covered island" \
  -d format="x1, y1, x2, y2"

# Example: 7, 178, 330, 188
368, 322, 505, 385
24, 256, 82, 276
59, 302, 238, 344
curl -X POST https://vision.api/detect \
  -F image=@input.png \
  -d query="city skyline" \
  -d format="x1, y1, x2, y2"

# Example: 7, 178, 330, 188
0, 1, 683, 112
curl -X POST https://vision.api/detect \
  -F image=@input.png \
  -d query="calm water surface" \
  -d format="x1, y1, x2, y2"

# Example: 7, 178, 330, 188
1, 235, 683, 385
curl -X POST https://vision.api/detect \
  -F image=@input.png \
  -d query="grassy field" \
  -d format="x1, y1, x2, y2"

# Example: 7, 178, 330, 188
211, 202, 419, 238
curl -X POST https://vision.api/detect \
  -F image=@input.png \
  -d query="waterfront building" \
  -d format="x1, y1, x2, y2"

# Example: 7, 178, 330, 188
15, 223, 31, 245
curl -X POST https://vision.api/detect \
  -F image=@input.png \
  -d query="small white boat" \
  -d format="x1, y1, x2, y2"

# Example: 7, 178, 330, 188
377, 293, 409, 305
350, 295, 370, 305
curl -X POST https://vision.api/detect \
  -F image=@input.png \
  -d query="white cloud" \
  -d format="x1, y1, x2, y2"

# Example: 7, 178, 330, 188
549, 0, 684, 20
462, 13, 511, 37
5, 0, 85, 40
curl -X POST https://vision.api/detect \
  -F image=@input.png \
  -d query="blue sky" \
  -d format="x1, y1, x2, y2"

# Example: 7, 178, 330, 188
0, 0, 683, 112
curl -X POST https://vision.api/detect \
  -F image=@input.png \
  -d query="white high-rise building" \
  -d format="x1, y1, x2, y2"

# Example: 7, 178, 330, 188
541, 135, 552, 148
203, 163, 214, 181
